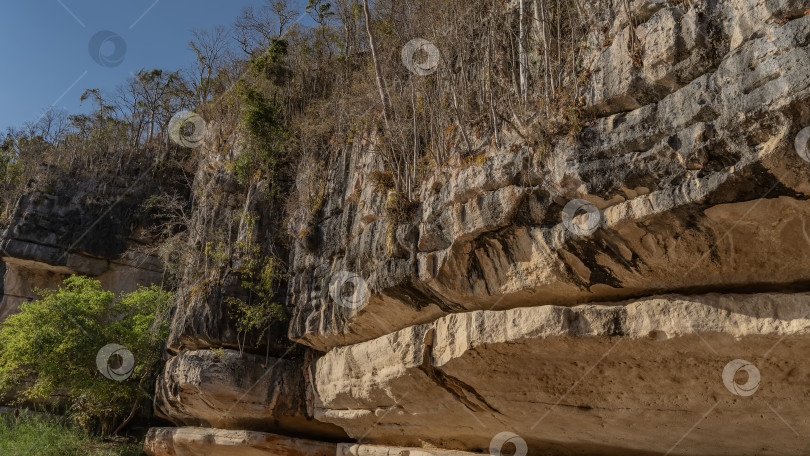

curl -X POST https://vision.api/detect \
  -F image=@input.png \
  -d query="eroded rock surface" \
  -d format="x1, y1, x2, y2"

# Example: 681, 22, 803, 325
144, 427, 337, 456
0, 184, 164, 318
287, 2, 810, 352
338, 443, 479, 456
154, 349, 345, 440
153, 133, 348, 443
148, 1, 810, 455
314, 292, 810, 455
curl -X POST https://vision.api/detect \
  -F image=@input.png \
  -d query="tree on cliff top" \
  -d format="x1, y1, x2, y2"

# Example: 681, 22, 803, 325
0, 276, 174, 436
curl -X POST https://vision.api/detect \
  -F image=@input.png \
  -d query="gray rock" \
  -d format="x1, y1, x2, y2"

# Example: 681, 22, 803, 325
0, 183, 164, 319
154, 349, 346, 440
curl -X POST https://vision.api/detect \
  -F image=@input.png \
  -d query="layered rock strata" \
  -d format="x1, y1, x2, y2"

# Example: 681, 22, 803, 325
150, 1, 810, 455
0, 186, 164, 319
144, 427, 337, 456
288, 5, 810, 351
313, 293, 810, 455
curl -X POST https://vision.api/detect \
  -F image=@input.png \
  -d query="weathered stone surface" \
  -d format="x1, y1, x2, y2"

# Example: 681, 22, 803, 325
0, 252, 163, 320
1, 189, 134, 263
0, 185, 164, 319
145, 2, 810, 455
313, 292, 810, 455
154, 349, 346, 440
164, 150, 291, 356
151, 129, 342, 446
338, 443, 479, 456
144, 427, 337, 456
288, 6, 810, 352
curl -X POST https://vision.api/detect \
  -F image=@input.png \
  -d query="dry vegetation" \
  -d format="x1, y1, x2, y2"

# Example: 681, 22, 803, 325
0, 0, 601, 346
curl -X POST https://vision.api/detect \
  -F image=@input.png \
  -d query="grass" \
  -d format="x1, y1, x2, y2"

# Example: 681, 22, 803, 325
0, 412, 144, 456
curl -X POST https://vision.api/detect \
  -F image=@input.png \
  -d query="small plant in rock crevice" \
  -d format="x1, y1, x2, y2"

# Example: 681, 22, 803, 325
223, 212, 289, 356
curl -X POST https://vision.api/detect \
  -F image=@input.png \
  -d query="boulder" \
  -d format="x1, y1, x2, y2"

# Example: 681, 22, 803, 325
144, 427, 337, 456
154, 349, 346, 440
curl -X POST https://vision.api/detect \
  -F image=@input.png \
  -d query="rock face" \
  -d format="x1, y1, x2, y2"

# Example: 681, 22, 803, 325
162, 166, 289, 356
149, 0, 810, 455
144, 427, 337, 456
313, 293, 810, 455
338, 444, 479, 456
154, 132, 348, 442
154, 349, 346, 440
288, 4, 810, 352
0, 185, 164, 319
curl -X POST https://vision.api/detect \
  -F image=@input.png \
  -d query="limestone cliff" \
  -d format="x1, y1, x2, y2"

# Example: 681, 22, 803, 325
17, 0, 803, 454
272, 1, 810, 453
0, 174, 165, 319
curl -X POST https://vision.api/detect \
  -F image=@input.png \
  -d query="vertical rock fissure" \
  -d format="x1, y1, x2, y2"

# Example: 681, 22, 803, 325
417, 328, 502, 415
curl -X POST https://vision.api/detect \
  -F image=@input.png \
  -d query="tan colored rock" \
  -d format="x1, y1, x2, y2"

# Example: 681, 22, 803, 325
0, 250, 163, 321
313, 292, 810, 455
721, 0, 807, 49
154, 349, 346, 440
0, 259, 64, 320
144, 427, 337, 456
338, 443, 479, 456
146, 3, 810, 456
288, 11, 810, 352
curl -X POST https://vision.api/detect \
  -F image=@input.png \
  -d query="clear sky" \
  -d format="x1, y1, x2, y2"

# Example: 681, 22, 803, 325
0, 1, 311, 132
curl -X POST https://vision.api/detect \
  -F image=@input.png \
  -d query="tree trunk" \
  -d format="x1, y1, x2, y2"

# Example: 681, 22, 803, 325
361, 0, 392, 126
538, 0, 554, 95
518, 0, 528, 102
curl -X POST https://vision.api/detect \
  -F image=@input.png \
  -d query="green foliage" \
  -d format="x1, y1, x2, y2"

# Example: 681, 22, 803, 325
228, 299, 287, 337
0, 276, 174, 434
204, 237, 230, 265
234, 82, 288, 191
226, 212, 288, 343
0, 412, 142, 456
249, 39, 291, 84
306, 0, 334, 25
239, 86, 282, 146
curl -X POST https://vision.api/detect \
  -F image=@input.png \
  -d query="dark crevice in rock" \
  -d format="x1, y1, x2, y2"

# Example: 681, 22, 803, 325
418, 329, 502, 415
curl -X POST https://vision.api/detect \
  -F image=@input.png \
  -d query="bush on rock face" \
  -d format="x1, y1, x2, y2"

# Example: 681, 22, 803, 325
0, 276, 174, 436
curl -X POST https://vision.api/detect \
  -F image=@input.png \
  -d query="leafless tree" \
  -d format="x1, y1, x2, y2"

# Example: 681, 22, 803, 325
361, 0, 391, 126
188, 26, 232, 109
234, 0, 301, 54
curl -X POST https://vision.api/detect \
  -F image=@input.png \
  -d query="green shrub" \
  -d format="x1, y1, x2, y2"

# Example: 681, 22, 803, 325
233, 83, 289, 193
0, 276, 174, 435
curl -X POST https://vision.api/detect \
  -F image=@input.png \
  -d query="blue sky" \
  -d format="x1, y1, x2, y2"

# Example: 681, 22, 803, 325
0, 1, 311, 132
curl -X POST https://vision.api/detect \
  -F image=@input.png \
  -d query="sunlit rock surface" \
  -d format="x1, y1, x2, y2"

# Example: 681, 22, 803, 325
314, 293, 810, 455
287, 7, 810, 352
144, 427, 337, 456
147, 0, 810, 454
